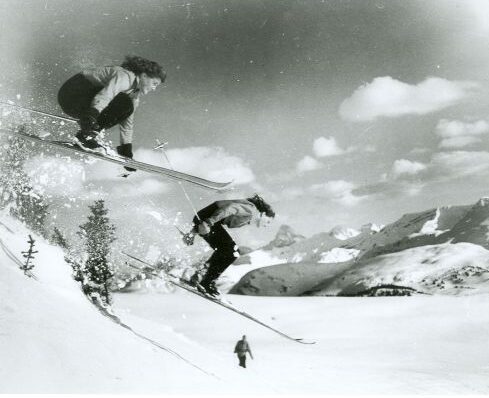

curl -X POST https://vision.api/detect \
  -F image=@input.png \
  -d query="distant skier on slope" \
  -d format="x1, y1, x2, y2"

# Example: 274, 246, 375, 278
234, 335, 253, 368
57, 55, 166, 167
183, 194, 275, 296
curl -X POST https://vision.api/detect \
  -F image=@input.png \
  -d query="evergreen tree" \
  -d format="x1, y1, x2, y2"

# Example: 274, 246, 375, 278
51, 226, 70, 250
0, 130, 49, 237
0, 134, 28, 209
78, 200, 116, 305
10, 185, 50, 237
20, 235, 38, 276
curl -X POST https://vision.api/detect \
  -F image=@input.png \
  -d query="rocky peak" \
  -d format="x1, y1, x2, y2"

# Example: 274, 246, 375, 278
329, 225, 361, 240
268, 224, 306, 248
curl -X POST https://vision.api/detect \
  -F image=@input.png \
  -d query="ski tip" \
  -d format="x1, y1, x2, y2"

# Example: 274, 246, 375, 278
295, 338, 317, 345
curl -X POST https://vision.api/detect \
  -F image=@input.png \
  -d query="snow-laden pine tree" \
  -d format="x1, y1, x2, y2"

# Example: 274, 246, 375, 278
51, 226, 70, 250
0, 132, 49, 237
78, 200, 116, 306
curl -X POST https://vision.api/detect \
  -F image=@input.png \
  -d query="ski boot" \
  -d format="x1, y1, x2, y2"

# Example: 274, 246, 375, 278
74, 130, 107, 154
197, 280, 220, 297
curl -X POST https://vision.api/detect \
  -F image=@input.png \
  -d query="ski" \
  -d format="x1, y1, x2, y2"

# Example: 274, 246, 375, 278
5, 129, 232, 192
122, 251, 316, 345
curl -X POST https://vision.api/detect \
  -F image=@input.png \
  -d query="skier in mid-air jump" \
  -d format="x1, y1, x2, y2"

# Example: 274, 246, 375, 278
183, 194, 275, 296
57, 55, 166, 168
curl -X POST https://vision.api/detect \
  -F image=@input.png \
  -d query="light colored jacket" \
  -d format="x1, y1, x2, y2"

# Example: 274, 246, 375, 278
82, 66, 141, 144
204, 200, 259, 229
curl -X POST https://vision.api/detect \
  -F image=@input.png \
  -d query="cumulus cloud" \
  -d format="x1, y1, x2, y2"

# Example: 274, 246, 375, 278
439, 136, 482, 148
429, 151, 489, 178
281, 187, 306, 200
110, 178, 170, 198
339, 76, 477, 122
309, 180, 364, 207
391, 159, 427, 179
435, 119, 489, 138
435, 119, 489, 148
23, 153, 172, 200
313, 136, 346, 157
354, 150, 489, 198
297, 155, 322, 173
135, 146, 255, 185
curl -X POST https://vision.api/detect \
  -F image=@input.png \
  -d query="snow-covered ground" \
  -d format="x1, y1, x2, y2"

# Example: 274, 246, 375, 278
218, 249, 287, 291
1, 215, 489, 394
114, 291, 489, 394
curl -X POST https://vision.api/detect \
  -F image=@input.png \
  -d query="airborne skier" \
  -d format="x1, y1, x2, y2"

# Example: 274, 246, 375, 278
183, 194, 275, 296
57, 55, 166, 166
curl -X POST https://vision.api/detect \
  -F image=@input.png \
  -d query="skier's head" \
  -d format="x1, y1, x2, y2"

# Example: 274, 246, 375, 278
247, 194, 275, 218
121, 55, 166, 94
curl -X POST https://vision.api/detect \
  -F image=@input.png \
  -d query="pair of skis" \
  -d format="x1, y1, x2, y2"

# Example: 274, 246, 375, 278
122, 252, 315, 345
10, 130, 231, 191
0, 102, 232, 191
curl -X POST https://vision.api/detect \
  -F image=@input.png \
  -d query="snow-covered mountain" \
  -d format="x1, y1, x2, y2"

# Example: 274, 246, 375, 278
228, 199, 489, 297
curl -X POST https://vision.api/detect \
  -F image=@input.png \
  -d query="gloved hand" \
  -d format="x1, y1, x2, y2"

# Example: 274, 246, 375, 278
197, 221, 211, 236
117, 143, 136, 172
182, 232, 195, 246
80, 108, 100, 133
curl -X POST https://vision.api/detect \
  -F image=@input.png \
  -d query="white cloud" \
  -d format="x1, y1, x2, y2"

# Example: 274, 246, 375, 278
439, 136, 482, 148
309, 180, 364, 206
435, 119, 489, 138
135, 146, 255, 185
339, 76, 477, 122
435, 119, 489, 148
409, 147, 430, 155
313, 136, 346, 157
391, 159, 427, 179
110, 178, 170, 198
430, 151, 489, 178
465, 0, 489, 33
281, 187, 305, 200
297, 155, 322, 173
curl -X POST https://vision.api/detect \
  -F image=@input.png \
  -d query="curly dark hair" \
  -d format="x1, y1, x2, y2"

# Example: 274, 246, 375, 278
247, 194, 275, 218
121, 55, 166, 82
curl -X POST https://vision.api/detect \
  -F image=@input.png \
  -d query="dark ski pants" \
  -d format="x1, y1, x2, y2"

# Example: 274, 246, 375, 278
200, 224, 237, 286
58, 73, 134, 130
238, 354, 246, 368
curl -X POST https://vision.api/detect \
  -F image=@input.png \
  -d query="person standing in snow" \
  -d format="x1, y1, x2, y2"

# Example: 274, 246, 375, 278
234, 335, 253, 368
57, 55, 166, 167
183, 194, 275, 296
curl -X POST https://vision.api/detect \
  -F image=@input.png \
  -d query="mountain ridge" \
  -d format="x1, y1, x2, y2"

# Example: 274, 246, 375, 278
229, 198, 489, 297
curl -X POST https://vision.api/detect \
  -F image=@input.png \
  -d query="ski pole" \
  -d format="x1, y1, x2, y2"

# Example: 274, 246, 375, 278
0, 101, 77, 124
154, 139, 201, 221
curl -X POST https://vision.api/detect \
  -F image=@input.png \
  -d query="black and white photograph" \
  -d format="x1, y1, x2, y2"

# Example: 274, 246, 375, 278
1, 0, 489, 395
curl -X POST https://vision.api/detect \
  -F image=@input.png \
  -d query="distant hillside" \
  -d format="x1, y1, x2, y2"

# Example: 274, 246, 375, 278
228, 198, 489, 297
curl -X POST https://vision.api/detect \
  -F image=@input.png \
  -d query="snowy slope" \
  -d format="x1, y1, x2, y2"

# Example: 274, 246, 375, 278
443, 198, 489, 248
307, 242, 489, 296
0, 215, 270, 393
2, 214, 489, 394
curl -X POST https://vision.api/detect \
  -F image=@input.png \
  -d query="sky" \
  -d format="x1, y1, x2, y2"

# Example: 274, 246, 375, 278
3, 0, 489, 252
